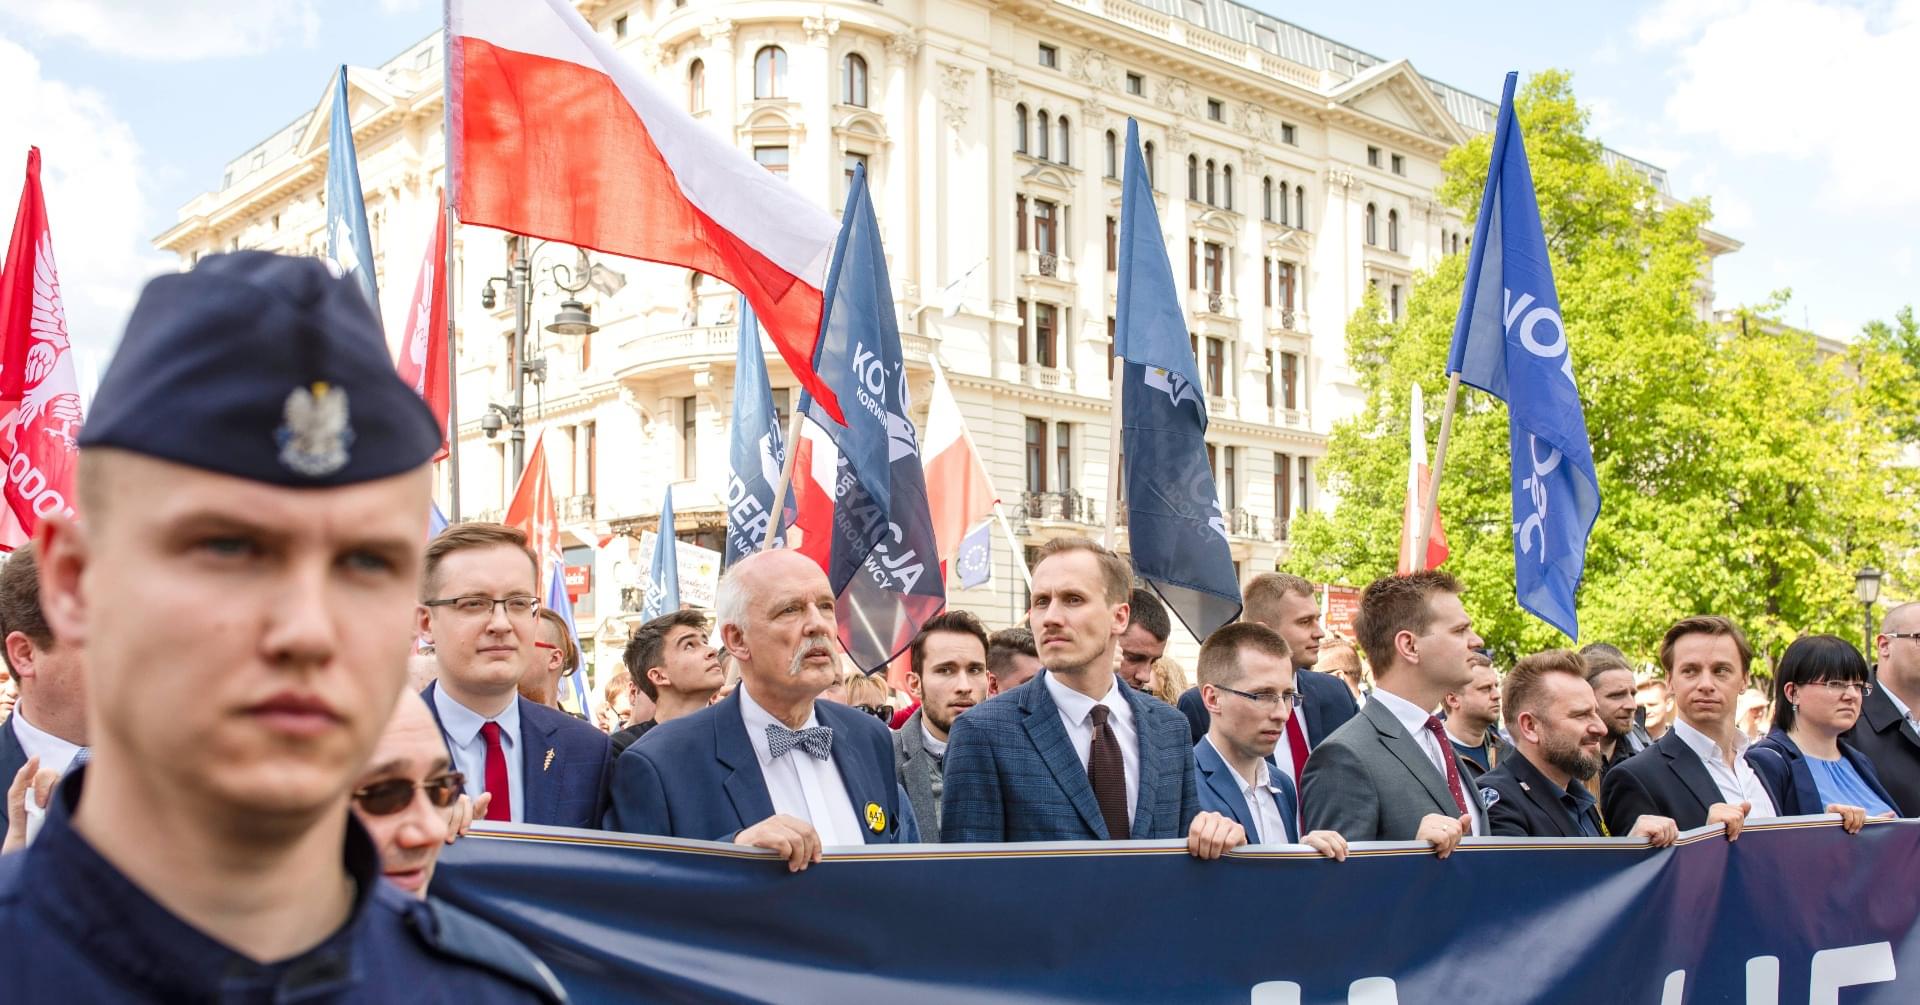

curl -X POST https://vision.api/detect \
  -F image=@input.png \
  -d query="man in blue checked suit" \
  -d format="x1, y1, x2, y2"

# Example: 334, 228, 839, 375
941, 537, 1244, 858
602, 550, 917, 870
1192, 623, 1347, 860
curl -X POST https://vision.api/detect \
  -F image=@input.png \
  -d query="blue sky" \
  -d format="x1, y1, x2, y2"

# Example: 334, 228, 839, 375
0, 0, 1912, 382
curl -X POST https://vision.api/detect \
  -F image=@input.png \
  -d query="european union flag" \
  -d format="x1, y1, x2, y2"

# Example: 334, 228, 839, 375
1447, 73, 1601, 639
957, 521, 992, 590
724, 297, 790, 566
803, 163, 944, 672
326, 66, 380, 318
642, 487, 680, 621
1114, 119, 1241, 640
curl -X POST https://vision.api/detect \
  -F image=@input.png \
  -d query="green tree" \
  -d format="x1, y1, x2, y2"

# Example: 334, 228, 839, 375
1286, 70, 1918, 667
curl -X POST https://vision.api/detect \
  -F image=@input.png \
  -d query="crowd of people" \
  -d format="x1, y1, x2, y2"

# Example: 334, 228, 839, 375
0, 252, 1913, 1001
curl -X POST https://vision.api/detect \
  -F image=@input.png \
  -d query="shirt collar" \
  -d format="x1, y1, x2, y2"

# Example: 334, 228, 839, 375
1882, 679, 1916, 721
1204, 735, 1278, 796
8, 703, 81, 771
432, 683, 520, 748
918, 717, 948, 758
1369, 686, 1438, 738
1561, 776, 1597, 814
1673, 717, 1748, 764
739, 684, 821, 766
1043, 670, 1131, 728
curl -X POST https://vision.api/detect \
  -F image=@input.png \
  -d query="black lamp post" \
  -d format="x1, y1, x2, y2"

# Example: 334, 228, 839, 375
1855, 566, 1884, 658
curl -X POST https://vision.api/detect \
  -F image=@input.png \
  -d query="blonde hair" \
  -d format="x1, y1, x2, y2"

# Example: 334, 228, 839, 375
1149, 657, 1190, 706
843, 670, 890, 708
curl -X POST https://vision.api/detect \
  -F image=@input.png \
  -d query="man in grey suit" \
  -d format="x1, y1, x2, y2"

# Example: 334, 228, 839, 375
942, 537, 1245, 858
1301, 570, 1487, 856
893, 610, 993, 836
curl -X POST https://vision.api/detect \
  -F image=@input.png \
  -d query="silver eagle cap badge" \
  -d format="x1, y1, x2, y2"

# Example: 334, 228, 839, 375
276, 381, 354, 477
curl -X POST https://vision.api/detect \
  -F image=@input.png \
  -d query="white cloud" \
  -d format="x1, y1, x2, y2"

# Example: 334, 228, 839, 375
0, 32, 169, 362
0, 0, 319, 61
1641, 0, 1920, 211
1683, 164, 1755, 230
377, 0, 434, 12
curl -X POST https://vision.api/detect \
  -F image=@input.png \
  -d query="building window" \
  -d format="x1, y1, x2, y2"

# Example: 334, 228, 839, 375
1038, 43, 1058, 68
613, 14, 628, 37
1187, 238, 1197, 290
754, 146, 789, 177
1055, 422, 1073, 493
1016, 299, 1029, 364
680, 396, 698, 479
1025, 418, 1046, 491
1106, 316, 1117, 380
843, 53, 868, 107
1036, 110, 1051, 160
844, 153, 869, 191
1262, 257, 1272, 307
1104, 130, 1118, 178
1295, 186, 1306, 230
1142, 141, 1155, 188
1205, 337, 1225, 396
1187, 155, 1199, 201
771, 388, 793, 430
1390, 283, 1402, 322
1264, 348, 1275, 406
1034, 303, 1058, 368
1274, 453, 1292, 531
1277, 261, 1296, 310
582, 420, 597, 496
1281, 122, 1297, 145
1032, 199, 1057, 254
1280, 351, 1298, 410
1391, 153, 1405, 176
1056, 116, 1071, 165
1364, 203, 1378, 246
1366, 145, 1381, 168
1202, 242, 1225, 295
1222, 164, 1233, 210
1015, 103, 1028, 154
1298, 457, 1312, 512
1388, 209, 1400, 252
1206, 158, 1216, 205
1125, 72, 1144, 95
1453, 232, 1463, 255
754, 46, 787, 99
1223, 446, 1237, 510
1207, 98, 1224, 121
688, 59, 705, 112
1106, 216, 1118, 272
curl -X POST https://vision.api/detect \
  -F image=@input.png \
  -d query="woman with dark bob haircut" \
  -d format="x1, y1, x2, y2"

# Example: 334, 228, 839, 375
1745, 635, 1897, 831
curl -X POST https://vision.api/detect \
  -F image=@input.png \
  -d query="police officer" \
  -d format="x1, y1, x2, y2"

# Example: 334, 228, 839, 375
0, 253, 566, 1002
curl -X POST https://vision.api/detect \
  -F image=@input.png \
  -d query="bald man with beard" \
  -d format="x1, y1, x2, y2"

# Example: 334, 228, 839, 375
602, 551, 917, 870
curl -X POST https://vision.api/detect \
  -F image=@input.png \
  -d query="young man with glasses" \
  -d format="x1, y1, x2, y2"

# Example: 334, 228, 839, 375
1850, 602, 1920, 815
1193, 623, 1347, 859
419, 523, 611, 830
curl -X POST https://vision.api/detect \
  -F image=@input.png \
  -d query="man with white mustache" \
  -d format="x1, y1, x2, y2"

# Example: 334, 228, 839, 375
602, 550, 918, 869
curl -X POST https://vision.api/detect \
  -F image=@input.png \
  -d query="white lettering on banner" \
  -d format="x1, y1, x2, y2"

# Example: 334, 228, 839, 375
1502, 289, 1574, 383
1513, 434, 1561, 563
849, 343, 888, 423
7, 454, 70, 519
724, 475, 772, 545
832, 465, 927, 593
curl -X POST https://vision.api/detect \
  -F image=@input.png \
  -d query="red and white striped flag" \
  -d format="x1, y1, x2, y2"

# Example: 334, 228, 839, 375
0, 147, 81, 547
446, 0, 847, 424
396, 190, 450, 461
923, 362, 997, 566
1398, 382, 1449, 573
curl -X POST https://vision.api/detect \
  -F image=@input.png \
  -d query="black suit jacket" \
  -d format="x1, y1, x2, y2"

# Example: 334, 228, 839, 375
0, 718, 23, 845
1601, 729, 1723, 833
1478, 748, 1602, 838
1843, 674, 1920, 817
1178, 668, 1359, 746
421, 682, 613, 830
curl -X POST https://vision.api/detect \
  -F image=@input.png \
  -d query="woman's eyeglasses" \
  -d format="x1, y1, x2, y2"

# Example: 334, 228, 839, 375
352, 773, 466, 816
855, 703, 894, 722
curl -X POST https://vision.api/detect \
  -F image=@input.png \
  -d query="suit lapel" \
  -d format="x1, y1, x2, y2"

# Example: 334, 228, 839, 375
1194, 740, 1257, 840
898, 711, 935, 830
712, 692, 776, 830
1659, 731, 1722, 817
1863, 682, 1920, 753
1272, 766, 1299, 843
820, 704, 887, 844
1365, 700, 1461, 815
1512, 753, 1576, 838
517, 699, 559, 825
1022, 675, 1110, 839
1122, 684, 1163, 836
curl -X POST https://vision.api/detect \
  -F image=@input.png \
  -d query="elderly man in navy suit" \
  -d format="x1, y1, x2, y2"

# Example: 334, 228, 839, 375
419, 523, 611, 830
1192, 622, 1346, 860
602, 549, 916, 870
941, 536, 1243, 858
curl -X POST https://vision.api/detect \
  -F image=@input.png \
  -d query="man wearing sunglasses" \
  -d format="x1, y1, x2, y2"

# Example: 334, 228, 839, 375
0, 253, 561, 1001
420, 523, 612, 831
351, 688, 475, 897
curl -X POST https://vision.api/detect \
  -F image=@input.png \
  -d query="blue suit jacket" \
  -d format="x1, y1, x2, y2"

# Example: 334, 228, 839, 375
0, 718, 22, 846
941, 671, 1200, 842
421, 682, 612, 830
1601, 729, 1722, 833
1193, 738, 1298, 844
602, 690, 917, 844
1177, 668, 1359, 747
1746, 728, 1897, 817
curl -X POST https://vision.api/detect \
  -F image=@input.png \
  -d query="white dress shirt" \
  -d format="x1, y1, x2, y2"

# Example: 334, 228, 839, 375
919, 721, 948, 759
10, 705, 81, 779
1206, 736, 1292, 844
1370, 687, 1486, 836
740, 685, 861, 846
1672, 719, 1778, 818
1270, 698, 1312, 785
1883, 681, 1920, 729
1044, 671, 1140, 824
433, 686, 526, 824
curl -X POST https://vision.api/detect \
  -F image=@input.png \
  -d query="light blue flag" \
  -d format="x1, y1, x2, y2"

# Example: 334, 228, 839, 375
724, 297, 789, 567
956, 521, 992, 589
326, 66, 380, 319
1446, 73, 1601, 640
1114, 119, 1242, 640
544, 559, 589, 713
427, 501, 449, 540
642, 488, 681, 621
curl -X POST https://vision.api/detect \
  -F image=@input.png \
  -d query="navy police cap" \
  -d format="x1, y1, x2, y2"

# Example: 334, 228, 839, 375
81, 252, 442, 487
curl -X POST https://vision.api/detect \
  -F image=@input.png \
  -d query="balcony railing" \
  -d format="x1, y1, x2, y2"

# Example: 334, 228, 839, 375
621, 586, 645, 614
1267, 307, 1308, 333
1227, 507, 1261, 539
1025, 250, 1072, 283
562, 494, 596, 522
1272, 516, 1290, 541
1037, 252, 1059, 278
1207, 291, 1225, 315
1016, 490, 1099, 530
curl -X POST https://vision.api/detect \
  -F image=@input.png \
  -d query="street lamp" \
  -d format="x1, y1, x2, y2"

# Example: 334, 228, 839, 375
1855, 566, 1883, 657
478, 242, 599, 474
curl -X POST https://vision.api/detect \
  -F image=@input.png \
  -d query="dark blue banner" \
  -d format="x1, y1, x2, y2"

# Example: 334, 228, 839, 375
434, 818, 1920, 1003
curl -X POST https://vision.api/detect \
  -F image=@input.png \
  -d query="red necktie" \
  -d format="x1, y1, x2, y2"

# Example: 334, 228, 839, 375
1421, 715, 1470, 816
1283, 714, 1310, 792
1087, 705, 1131, 840
480, 721, 512, 822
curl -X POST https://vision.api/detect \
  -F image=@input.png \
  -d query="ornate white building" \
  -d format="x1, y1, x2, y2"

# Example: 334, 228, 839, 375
154, 0, 1734, 677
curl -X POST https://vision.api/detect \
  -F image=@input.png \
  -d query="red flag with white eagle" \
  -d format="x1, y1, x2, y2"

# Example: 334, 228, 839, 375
0, 147, 82, 546
505, 430, 561, 584
446, 0, 846, 425
396, 190, 450, 461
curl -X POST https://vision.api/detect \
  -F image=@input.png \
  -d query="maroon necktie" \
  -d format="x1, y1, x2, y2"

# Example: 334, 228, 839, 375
480, 721, 512, 822
1087, 705, 1130, 840
1421, 715, 1470, 816
1284, 714, 1310, 791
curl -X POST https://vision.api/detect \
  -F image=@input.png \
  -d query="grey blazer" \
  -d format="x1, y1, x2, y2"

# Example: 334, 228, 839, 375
1300, 697, 1487, 841
892, 708, 942, 837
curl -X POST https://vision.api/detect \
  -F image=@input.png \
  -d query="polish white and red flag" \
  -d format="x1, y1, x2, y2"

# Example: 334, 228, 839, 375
1398, 382, 1450, 574
0, 147, 82, 548
447, 0, 847, 424
396, 190, 451, 461
923, 361, 998, 567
